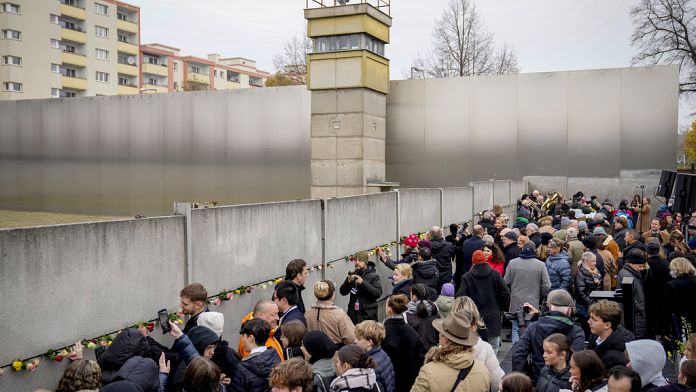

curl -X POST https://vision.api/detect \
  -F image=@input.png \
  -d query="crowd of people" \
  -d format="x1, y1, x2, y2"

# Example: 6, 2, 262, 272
37, 190, 696, 392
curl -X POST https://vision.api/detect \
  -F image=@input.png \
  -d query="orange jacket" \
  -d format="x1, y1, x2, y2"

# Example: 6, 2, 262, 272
237, 311, 284, 361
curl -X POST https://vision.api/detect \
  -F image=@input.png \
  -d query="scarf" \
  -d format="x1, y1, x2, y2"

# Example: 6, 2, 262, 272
330, 368, 377, 391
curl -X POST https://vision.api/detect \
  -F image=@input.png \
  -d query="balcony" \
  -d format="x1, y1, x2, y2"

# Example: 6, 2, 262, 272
117, 63, 139, 77
62, 75, 86, 90
224, 80, 241, 90
116, 19, 138, 34
142, 63, 168, 77
117, 41, 138, 55
61, 27, 86, 44
187, 72, 209, 84
60, 3, 86, 20
61, 51, 86, 67
141, 84, 168, 93
117, 84, 139, 95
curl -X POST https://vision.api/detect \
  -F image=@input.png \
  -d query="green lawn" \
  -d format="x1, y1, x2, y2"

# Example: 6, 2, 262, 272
0, 210, 127, 229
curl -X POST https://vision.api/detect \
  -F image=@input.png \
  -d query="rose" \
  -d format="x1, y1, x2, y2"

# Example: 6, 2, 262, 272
12, 361, 23, 371
147, 322, 155, 332
176, 309, 184, 317
55, 354, 64, 362
211, 298, 221, 306
86, 341, 97, 349
226, 292, 234, 300
26, 363, 35, 372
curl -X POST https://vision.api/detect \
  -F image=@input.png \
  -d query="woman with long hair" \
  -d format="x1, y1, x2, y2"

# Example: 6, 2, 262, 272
330, 345, 379, 392
55, 359, 102, 392
406, 283, 440, 364
569, 351, 606, 392
536, 334, 572, 392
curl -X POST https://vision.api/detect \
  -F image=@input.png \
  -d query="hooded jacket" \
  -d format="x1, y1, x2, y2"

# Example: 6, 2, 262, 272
411, 260, 439, 300
113, 356, 160, 392
457, 262, 510, 337
587, 326, 634, 370
625, 340, 668, 391
473, 338, 504, 392
546, 251, 572, 292
339, 261, 382, 323
505, 248, 552, 312
98, 328, 153, 385
169, 326, 220, 392
312, 357, 337, 392
431, 238, 456, 286
382, 316, 420, 392
411, 348, 490, 392
230, 348, 282, 392
511, 311, 585, 383
536, 365, 571, 392
306, 300, 356, 346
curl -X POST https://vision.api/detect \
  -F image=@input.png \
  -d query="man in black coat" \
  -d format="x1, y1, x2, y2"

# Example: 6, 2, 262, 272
273, 280, 307, 331
339, 252, 382, 323
456, 225, 485, 291
502, 230, 521, 268
429, 226, 456, 292
457, 249, 509, 353
411, 247, 439, 300
283, 259, 309, 315
586, 300, 635, 370
644, 242, 672, 337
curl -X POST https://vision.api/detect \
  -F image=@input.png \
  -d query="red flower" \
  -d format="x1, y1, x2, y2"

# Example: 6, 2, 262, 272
55, 355, 64, 362
147, 322, 155, 332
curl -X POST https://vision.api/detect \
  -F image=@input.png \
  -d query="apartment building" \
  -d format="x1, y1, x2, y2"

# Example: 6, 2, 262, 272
0, 0, 140, 100
140, 43, 270, 93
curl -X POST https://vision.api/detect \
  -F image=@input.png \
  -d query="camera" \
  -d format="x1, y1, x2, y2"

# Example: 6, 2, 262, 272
347, 271, 356, 276
503, 305, 532, 326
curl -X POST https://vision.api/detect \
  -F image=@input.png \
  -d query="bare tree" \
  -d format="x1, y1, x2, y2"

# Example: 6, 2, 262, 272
273, 33, 312, 85
631, 0, 696, 94
411, 0, 519, 78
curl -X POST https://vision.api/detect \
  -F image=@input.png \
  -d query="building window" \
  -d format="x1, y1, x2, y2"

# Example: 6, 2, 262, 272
50, 14, 60, 24
62, 68, 76, 77
3, 55, 21, 66
173, 82, 178, 90
51, 88, 60, 98
118, 77, 132, 86
96, 71, 109, 82
95, 2, 108, 15
61, 91, 76, 98
190, 65, 200, 74
61, 43, 76, 53
312, 33, 385, 56
96, 49, 108, 60
117, 34, 128, 43
95, 25, 108, 38
51, 63, 61, 73
117, 12, 127, 21
2, 29, 21, 40
147, 56, 159, 65
1, 3, 20, 14
173, 62, 178, 71
147, 77, 158, 86
61, 0, 79, 7
3, 82, 22, 92
50, 39, 61, 49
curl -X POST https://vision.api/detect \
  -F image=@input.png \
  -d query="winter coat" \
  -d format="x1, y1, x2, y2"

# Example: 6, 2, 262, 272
230, 348, 282, 392
279, 306, 307, 327
478, 218, 497, 237
182, 307, 208, 335
436, 295, 454, 319
411, 347, 490, 392
625, 340, 669, 390
169, 326, 220, 392
461, 236, 484, 278
650, 383, 696, 392
212, 340, 241, 381
406, 300, 440, 364
567, 239, 585, 270
618, 266, 647, 338
285, 280, 307, 315
391, 278, 413, 298
382, 316, 420, 392
457, 262, 510, 337
431, 238, 456, 287
503, 243, 521, 265
489, 258, 505, 277
575, 266, 602, 316
598, 249, 617, 290
368, 346, 395, 392
615, 228, 628, 250
305, 300, 356, 346
330, 368, 379, 392
663, 276, 696, 337
546, 251, 572, 292
586, 326, 634, 370
411, 260, 439, 300
283, 345, 303, 360
97, 328, 154, 385
339, 262, 382, 324
645, 255, 672, 336
505, 248, 552, 312
112, 356, 159, 392
536, 366, 571, 392
312, 358, 337, 392
511, 311, 585, 383
473, 338, 504, 392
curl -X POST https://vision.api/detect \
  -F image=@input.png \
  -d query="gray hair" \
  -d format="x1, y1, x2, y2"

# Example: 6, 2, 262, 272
482, 235, 495, 247
566, 227, 578, 240
483, 211, 494, 220
526, 223, 539, 234
581, 251, 596, 264
430, 226, 443, 240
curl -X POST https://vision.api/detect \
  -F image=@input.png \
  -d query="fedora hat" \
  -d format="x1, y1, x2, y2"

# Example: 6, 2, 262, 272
432, 311, 478, 346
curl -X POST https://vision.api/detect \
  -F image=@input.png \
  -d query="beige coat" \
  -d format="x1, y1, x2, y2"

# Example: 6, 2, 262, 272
305, 300, 355, 345
411, 348, 490, 392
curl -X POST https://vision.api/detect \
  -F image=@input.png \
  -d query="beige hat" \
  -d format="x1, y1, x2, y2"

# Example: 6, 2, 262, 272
432, 311, 478, 346
197, 312, 224, 338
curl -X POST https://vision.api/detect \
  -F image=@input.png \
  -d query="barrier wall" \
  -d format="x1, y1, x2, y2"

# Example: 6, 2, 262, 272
472, 181, 494, 214
443, 187, 473, 225
494, 180, 511, 207
398, 188, 442, 235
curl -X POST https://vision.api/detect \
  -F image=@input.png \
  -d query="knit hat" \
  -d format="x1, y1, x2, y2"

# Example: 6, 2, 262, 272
441, 283, 455, 297
547, 289, 575, 308
302, 330, 337, 364
560, 217, 571, 229
403, 234, 419, 248
626, 249, 646, 265
522, 241, 536, 252
593, 226, 606, 236
541, 232, 553, 246
197, 312, 224, 338
645, 242, 661, 255
472, 250, 486, 265
418, 239, 432, 250
354, 252, 369, 263
689, 237, 696, 249
578, 221, 588, 231
504, 231, 519, 241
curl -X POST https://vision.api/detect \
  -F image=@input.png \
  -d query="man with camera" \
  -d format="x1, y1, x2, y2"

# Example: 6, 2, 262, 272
510, 289, 585, 384
339, 252, 382, 324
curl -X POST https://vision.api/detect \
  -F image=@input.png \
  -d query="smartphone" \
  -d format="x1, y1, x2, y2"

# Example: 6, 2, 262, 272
157, 309, 170, 334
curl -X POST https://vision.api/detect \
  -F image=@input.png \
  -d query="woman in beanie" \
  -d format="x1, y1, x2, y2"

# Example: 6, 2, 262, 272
383, 294, 421, 392
306, 280, 356, 346
536, 232, 554, 262
436, 283, 455, 319
406, 283, 440, 365
301, 330, 337, 392
618, 249, 649, 338
330, 345, 379, 392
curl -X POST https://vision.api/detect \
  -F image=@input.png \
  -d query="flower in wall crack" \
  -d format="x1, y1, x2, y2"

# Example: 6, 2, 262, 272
0, 367, 5, 376
211, 297, 221, 306
226, 292, 234, 300
11, 360, 23, 371
26, 359, 40, 372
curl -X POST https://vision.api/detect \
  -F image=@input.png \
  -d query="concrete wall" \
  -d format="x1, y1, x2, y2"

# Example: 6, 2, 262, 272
472, 181, 494, 214
443, 187, 473, 225
398, 188, 442, 235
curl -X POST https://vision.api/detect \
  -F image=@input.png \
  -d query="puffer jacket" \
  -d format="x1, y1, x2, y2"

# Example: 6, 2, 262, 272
97, 328, 153, 385
473, 338, 504, 392
113, 356, 160, 392
169, 326, 220, 392
575, 266, 602, 316
411, 260, 439, 300
230, 348, 282, 392
411, 347, 490, 392
305, 300, 356, 346
546, 251, 572, 292
406, 300, 440, 364
339, 262, 382, 324
618, 266, 647, 338
368, 346, 395, 392
536, 365, 571, 392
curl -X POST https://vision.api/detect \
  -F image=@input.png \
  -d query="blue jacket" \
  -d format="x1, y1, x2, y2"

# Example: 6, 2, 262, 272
461, 236, 484, 275
368, 346, 395, 392
280, 306, 307, 326
546, 251, 572, 291
231, 348, 282, 392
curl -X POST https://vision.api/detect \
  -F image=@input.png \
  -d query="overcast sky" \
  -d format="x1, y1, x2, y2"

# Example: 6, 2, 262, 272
138, 0, 693, 127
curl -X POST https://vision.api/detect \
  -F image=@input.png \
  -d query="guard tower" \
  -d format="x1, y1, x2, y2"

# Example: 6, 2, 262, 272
305, 0, 394, 198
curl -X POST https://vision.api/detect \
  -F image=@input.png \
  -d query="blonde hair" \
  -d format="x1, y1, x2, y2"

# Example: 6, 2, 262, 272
354, 320, 385, 346
670, 257, 696, 278
314, 280, 335, 301
452, 296, 486, 330
394, 263, 412, 278
518, 236, 529, 246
